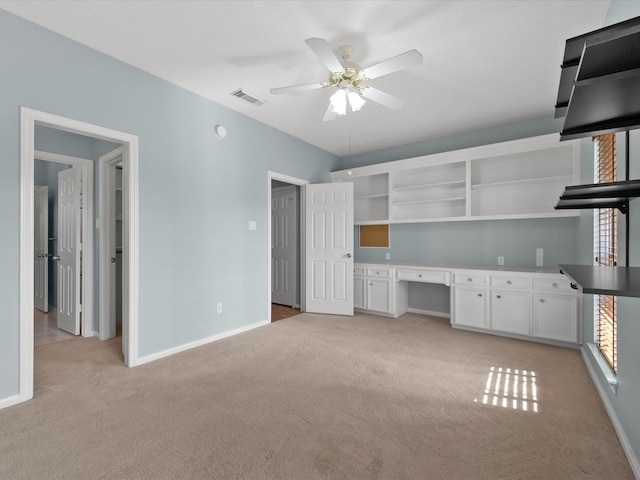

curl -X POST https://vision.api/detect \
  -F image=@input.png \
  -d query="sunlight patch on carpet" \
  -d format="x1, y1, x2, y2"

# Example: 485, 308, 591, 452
475, 366, 538, 413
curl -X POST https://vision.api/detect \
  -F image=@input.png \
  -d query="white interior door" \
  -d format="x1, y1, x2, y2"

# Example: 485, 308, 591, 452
57, 167, 81, 335
305, 182, 354, 315
34, 185, 48, 312
272, 186, 297, 307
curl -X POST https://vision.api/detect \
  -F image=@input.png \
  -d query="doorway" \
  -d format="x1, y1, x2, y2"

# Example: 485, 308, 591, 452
33, 150, 94, 341
19, 107, 140, 405
267, 172, 308, 322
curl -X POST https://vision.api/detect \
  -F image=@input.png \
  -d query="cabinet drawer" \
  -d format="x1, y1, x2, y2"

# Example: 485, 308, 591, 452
453, 273, 489, 286
491, 276, 531, 290
366, 267, 392, 278
533, 277, 577, 293
397, 268, 450, 285
354, 266, 366, 276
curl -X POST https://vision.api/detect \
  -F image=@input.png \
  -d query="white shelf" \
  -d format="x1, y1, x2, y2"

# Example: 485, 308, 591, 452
394, 179, 465, 192
355, 193, 389, 200
471, 175, 574, 190
394, 196, 465, 207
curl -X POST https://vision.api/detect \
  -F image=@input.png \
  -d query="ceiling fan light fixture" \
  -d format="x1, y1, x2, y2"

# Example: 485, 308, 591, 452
347, 90, 365, 112
329, 89, 348, 115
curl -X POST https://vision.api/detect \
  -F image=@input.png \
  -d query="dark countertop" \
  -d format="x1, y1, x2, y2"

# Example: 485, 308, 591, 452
559, 264, 640, 297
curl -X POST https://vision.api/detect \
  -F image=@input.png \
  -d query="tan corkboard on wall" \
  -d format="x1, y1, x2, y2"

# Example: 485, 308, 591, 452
359, 224, 389, 248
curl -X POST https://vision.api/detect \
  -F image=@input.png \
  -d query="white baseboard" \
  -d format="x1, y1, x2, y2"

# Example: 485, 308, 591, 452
0, 394, 22, 410
581, 347, 640, 478
406, 308, 450, 319
136, 319, 270, 366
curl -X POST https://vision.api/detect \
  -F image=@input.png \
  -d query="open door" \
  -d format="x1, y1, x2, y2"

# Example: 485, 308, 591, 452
304, 182, 354, 315
34, 185, 48, 312
272, 186, 298, 307
57, 167, 81, 335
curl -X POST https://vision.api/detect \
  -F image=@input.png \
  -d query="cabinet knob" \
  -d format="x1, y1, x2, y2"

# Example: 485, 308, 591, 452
477, 293, 483, 297
507, 280, 512, 285
369, 282, 373, 286
539, 298, 545, 303
376, 271, 380, 274
496, 295, 501, 299
418, 274, 422, 278
552, 283, 558, 288
468, 278, 472, 282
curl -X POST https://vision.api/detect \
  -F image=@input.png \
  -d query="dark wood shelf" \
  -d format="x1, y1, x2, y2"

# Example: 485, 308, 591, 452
559, 264, 640, 298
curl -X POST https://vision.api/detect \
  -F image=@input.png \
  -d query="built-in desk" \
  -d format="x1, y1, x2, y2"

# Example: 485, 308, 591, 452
355, 262, 582, 348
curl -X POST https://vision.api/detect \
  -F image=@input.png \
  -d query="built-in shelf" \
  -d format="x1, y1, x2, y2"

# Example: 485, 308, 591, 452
393, 196, 465, 207
355, 193, 388, 200
471, 175, 574, 191
394, 180, 466, 192
559, 264, 640, 298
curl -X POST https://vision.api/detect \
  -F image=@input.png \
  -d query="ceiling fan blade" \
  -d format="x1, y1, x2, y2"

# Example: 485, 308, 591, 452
362, 49, 422, 79
361, 87, 405, 110
270, 83, 325, 95
305, 38, 344, 73
322, 103, 338, 122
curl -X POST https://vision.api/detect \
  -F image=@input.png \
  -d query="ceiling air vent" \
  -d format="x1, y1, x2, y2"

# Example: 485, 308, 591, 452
230, 88, 265, 105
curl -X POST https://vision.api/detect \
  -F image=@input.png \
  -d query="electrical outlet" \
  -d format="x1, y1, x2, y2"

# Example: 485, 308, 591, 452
217, 303, 222, 314
385, 252, 390, 260
498, 256, 504, 265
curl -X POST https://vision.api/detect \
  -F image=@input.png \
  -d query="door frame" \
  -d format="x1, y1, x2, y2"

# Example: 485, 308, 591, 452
34, 150, 94, 337
98, 146, 124, 340
19, 107, 140, 405
267, 171, 308, 322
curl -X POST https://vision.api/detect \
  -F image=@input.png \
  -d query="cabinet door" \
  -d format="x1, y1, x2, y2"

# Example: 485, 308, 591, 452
491, 290, 530, 335
453, 286, 488, 328
366, 278, 391, 313
354, 276, 366, 310
533, 294, 578, 343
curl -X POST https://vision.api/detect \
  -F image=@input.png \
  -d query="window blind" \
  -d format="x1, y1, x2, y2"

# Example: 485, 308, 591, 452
594, 133, 617, 373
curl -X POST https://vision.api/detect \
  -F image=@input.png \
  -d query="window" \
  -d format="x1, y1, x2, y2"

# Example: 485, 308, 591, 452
593, 133, 617, 373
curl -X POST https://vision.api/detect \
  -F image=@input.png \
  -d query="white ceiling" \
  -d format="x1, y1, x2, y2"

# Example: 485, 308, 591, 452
0, 1, 610, 157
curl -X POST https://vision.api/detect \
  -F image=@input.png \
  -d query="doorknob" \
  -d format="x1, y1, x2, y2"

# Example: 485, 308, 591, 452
346, 253, 352, 258
111, 257, 117, 263
51, 255, 60, 261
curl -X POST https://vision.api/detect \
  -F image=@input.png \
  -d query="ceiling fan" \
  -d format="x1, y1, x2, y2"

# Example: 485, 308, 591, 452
270, 38, 422, 121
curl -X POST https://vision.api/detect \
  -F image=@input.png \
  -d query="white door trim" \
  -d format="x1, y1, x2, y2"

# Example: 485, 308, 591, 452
34, 150, 94, 338
98, 146, 124, 340
19, 106, 140, 405
267, 171, 308, 322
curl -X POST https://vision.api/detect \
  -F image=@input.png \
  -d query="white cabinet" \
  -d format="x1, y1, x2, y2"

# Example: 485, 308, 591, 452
533, 294, 579, 343
330, 134, 580, 225
354, 265, 397, 316
532, 276, 580, 343
452, 285, 488, 329
490, 290, 530, 335
452, 270, 580, 346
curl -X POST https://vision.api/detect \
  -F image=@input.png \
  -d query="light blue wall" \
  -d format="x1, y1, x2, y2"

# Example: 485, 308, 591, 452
0, 10, 338, 400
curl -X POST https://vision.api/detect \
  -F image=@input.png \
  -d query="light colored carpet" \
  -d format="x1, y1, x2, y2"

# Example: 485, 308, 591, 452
0, 312, 633, 479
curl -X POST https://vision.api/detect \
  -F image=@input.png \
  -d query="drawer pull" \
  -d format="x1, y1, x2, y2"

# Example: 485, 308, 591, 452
507, 280, 512, 285
477, 293, 483, 297
496, 295, 501, 299
552, 283, 558, 288
570, 283, 577, 290
418, 274, 422, 278
539, 298, 546, 303
468, 278, 472, 282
